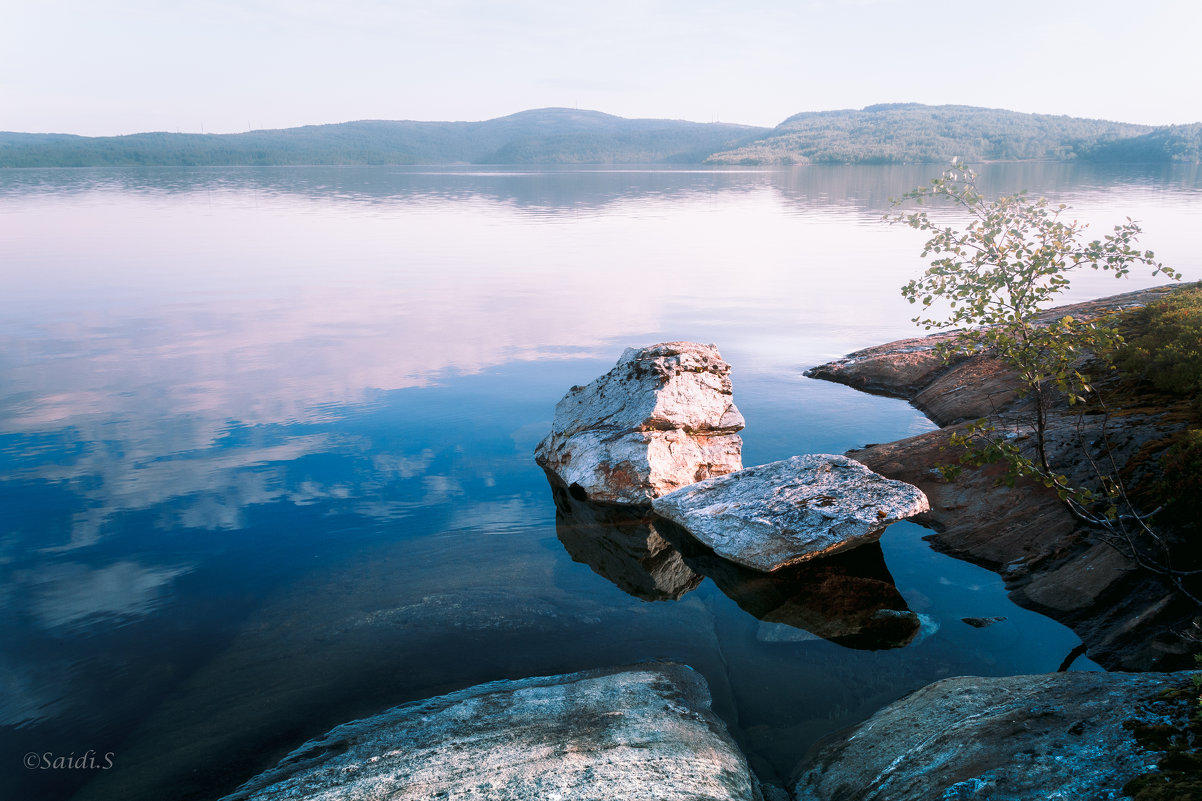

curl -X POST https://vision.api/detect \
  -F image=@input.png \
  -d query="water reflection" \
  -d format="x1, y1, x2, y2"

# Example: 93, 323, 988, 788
549, 477, 920, 650
672, 532, 921, 651
551, 481, 701, 602
24, 560, 191, 631
0, 165, 777, 214
0, 165, 1170, 800
2, 162, 1198, 216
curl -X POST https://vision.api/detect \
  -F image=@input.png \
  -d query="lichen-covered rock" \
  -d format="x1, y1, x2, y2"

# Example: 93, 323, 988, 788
792, 670, 1195, 801
651, 455, 929, 572
220, 663, 762, 801
535, 342, 744, 504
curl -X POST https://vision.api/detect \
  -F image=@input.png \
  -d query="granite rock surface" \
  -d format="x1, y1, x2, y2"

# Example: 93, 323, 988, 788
535, 342, 744, 504
220, 663, 764, 801
792, 670, 1193, 801
651, 454, 929, 572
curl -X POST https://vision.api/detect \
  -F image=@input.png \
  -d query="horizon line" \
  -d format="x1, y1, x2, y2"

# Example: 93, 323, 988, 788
6, 102, 1196, 139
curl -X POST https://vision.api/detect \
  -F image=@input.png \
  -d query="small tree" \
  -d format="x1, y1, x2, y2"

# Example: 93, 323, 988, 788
890, 162, 1177, 473
889, 162, 1198, 602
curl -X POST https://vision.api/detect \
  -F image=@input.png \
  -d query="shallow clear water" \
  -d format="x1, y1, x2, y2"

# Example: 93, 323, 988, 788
2, 163, 1199, 799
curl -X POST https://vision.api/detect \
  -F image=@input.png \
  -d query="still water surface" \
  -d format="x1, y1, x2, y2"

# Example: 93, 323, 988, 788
2, 163, 1200, 799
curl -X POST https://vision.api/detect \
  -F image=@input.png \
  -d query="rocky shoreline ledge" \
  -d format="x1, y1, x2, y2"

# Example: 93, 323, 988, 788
806, 285, 1198, 671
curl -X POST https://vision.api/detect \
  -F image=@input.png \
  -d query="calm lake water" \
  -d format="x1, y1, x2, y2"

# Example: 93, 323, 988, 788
2, 163, 1200, 800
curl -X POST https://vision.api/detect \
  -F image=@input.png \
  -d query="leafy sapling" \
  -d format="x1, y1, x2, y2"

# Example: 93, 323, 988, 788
889, 162, 1198, 603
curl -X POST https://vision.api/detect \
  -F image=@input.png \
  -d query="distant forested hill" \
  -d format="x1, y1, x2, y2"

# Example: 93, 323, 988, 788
1080, 123, 1202, 164
0, 109, 766, 167
2, 105, 1199, 167
705, 104, 1199, 165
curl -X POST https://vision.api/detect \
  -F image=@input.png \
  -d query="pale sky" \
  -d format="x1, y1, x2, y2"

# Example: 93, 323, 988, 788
4, 0, 1199, 136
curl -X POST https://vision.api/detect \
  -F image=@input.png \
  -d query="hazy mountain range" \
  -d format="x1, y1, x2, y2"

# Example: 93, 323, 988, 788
2, 105, 1199, 167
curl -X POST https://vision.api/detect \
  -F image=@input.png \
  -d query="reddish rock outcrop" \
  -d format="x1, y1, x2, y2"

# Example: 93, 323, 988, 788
807, 285, 1197, 671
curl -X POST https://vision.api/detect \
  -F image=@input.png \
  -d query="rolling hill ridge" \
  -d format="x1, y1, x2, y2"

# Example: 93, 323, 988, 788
2, 105, 1199, 167
0, 109, 766, 168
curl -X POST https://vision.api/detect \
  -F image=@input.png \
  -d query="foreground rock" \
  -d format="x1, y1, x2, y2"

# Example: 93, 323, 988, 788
651, 455, 929, 572
535, 342, 744, 504
793, 670, 1193, 801
221, 663, 764, 801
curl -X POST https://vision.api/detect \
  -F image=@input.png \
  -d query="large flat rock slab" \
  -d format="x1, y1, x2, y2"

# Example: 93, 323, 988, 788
220, 663, 762, 801
535, 342, 744, 504
651, 455, 929, 571
792, 670, 1195, 801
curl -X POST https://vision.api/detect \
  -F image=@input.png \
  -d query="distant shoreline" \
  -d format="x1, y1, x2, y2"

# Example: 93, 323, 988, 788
3, 104, 1198, 168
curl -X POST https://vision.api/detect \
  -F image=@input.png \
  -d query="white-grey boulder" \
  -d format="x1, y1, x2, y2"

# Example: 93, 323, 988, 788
651, 455, 929, 572
535, 342, 744, 504
220, 663, 762, 801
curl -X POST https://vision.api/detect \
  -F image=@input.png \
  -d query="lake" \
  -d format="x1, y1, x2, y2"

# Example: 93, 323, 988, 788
2, 163, 1200, 800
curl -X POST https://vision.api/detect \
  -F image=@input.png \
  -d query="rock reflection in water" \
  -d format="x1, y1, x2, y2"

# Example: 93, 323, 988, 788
551, 480, 702, 601
549, 475, 920, 649
663, 522, 922, 650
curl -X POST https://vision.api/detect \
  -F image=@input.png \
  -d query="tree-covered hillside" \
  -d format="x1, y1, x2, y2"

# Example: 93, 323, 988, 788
705, 104, 1174, 165
0, 109, 766, 167
2, 105, 1199, 167
1081, 124, 1202, 164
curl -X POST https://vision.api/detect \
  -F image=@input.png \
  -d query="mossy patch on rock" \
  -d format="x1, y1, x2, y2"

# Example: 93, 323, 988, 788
1122, 678, 1202, 800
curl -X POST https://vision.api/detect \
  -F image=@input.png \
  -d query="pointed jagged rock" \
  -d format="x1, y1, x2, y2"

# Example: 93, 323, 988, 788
536, 342, 744, 504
